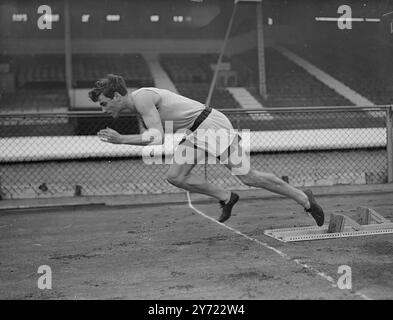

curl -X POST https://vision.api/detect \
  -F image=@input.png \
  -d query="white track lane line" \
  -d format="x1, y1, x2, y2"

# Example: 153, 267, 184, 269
186, 192, 372, 300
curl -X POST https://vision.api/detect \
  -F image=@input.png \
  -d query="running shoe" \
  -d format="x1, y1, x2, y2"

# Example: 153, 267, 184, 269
218, 192, 239, 223
304, 189, 324, 226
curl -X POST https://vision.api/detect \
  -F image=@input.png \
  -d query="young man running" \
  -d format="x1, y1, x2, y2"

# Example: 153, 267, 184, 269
89, 74, 324, 226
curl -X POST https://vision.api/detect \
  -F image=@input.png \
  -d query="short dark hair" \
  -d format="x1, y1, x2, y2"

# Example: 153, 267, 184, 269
88, 74, 128, 102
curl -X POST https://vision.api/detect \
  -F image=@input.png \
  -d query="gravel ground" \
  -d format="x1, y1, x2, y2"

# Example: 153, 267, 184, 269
0, 191, 392, 300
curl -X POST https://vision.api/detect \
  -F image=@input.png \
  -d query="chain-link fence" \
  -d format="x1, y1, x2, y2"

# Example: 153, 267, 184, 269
0, 106, 392, 199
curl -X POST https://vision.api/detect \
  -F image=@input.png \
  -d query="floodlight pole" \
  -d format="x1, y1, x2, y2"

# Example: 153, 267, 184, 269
204, 2, 238, 180
387, 105, 393, 183
205, 3, 238, 108
64, 0, 73, 105
256, 1, 267, 98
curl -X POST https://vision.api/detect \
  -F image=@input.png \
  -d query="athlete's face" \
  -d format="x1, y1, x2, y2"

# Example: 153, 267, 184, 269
98, 92, 123, 118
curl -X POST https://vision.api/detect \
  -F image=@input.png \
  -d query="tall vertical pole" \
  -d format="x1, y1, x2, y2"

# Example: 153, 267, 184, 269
387, 105, 393, 183
204, 3, 238, 181
64, 0, 73, 106
256, 1, 267, 98
205, 4, 238, 108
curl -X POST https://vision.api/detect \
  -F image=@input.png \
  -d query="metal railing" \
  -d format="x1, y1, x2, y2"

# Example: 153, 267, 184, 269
0, 105, 392, 199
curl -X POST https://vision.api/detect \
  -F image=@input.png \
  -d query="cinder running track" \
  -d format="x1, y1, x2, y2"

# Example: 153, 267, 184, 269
0, 187, 392, 300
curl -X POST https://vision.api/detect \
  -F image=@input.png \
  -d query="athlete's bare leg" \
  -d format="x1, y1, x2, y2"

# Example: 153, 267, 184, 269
221, 139, 310, 208
167, 136, 324, 225
166, 139, 231, 202
221, 137, 325, 225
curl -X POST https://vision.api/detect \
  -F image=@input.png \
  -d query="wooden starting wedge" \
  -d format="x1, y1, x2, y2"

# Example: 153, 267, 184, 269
264, 207, 393, 242
354, 206, 391, 225
327, 214, 362, 233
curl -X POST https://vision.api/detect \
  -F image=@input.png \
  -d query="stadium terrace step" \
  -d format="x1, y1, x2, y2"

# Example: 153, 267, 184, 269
231, 48, 352, 108
142, 53, 178, 93
274, 45, 374, 107
227, 87, 273, 120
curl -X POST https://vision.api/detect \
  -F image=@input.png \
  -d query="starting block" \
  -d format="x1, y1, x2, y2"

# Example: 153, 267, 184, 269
264, 207, 393, 242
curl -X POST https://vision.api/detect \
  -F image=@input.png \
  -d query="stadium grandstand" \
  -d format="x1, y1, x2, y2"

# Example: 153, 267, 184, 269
1, 0, 391, 114
1, 0, 393, 302
0, 0, 392, 189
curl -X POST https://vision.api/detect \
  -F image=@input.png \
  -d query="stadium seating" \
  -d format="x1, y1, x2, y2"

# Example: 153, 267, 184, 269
159, 54, 241, 108
0, 54, 68, 113
72, 54, 154, 88
0, 53, 154, 89
175, 83, 241, 109
159, 54, 219, 83
0, 89, 69, 113
8, 55, 66, 88
231, 48, 352, 107
289, 43, 393, 106
0, 53, 155, 112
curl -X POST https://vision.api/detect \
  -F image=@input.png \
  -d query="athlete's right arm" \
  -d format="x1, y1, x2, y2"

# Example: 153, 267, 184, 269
120, 90, 164, 145
136, 114, 147, 134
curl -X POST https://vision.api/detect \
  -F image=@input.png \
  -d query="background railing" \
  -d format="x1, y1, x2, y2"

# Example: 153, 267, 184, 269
0, 106, 392, 199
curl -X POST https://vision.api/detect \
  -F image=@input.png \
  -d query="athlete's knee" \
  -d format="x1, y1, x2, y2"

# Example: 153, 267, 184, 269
239, 169, 282, 187
166, 172, 186, 187
238, 169, 258, 186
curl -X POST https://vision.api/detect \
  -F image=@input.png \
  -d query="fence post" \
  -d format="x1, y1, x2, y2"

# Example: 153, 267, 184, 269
387, 105, 393, 183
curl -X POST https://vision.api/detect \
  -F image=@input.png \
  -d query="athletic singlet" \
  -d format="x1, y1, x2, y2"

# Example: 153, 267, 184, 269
131, 87, 206, 132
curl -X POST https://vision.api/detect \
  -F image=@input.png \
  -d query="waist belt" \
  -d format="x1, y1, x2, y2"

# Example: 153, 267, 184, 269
189, 107, 212, 132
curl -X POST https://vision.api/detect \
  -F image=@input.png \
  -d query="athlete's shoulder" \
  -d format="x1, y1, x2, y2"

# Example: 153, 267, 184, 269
131, 87, 162, 108
132, 87, 160, 96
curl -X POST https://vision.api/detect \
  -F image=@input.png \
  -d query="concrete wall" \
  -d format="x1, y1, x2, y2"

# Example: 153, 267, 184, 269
0, 38, 223, 55
0, 27, 293, 55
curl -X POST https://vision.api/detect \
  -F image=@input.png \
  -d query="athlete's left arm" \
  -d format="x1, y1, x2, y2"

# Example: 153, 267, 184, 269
98, 90, 164, 146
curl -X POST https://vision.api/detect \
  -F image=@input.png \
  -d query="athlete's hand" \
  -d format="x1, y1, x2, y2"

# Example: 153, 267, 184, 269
97, 127, 123, 144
